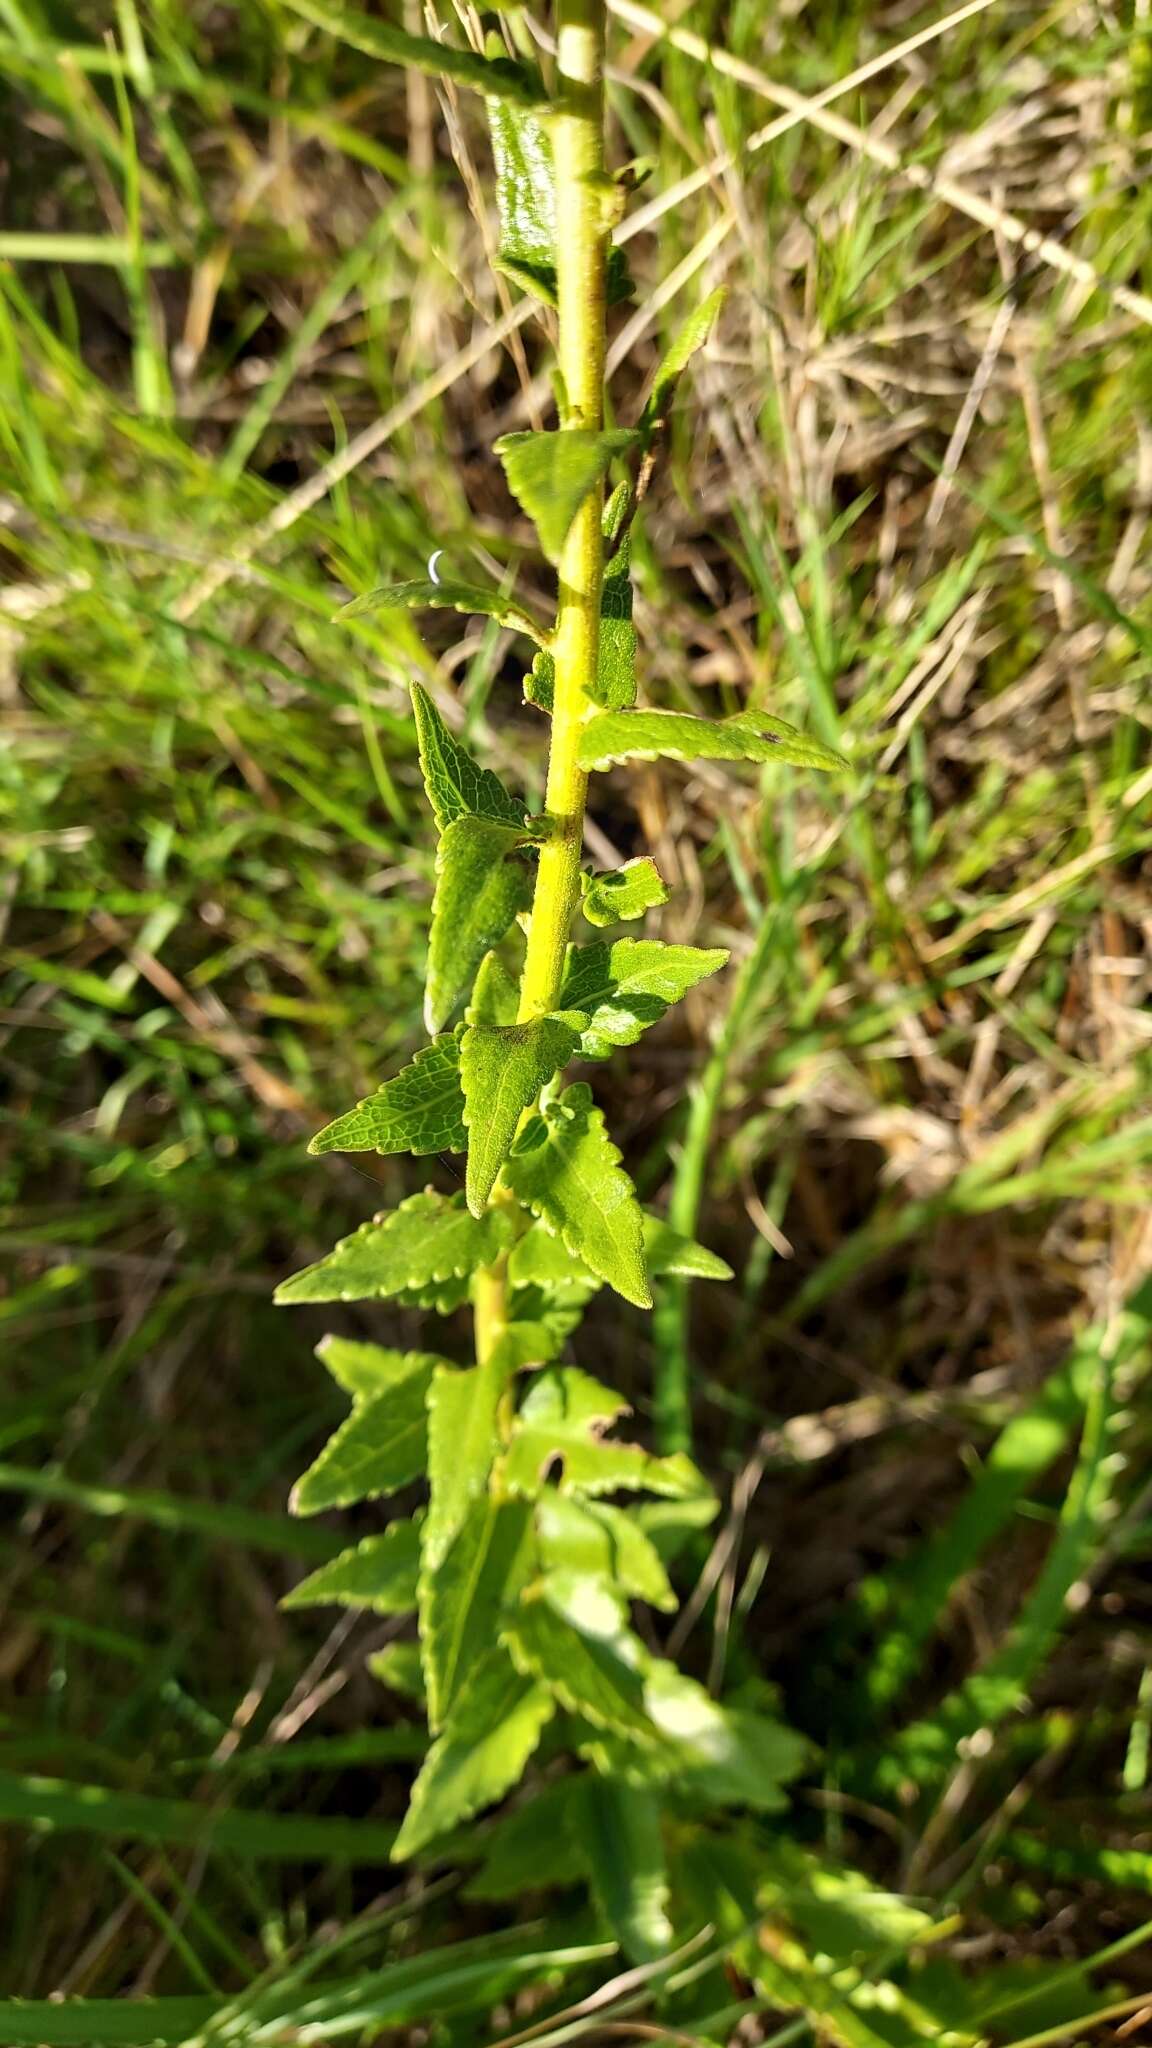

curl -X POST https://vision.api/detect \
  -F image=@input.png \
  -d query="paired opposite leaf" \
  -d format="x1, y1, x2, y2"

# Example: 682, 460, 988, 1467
559, 939, 728, 1062
578, 707, 849, 775
427, 816, 535, 1033
505, 1083, 650, 1307
581, 857, 668, 927
275, 1191, 516, 1306
460, 1014, 582, 1213
282, 0, 545, 102
309, 1035, 465, 1158
486, 95, 633, 307
496, 430, 639, 564
391, 1649, 554, 1861
283, 1520, 422, 1614
411, 682, 524, 834
526, 532, 637, 715
343, 578, 547, 645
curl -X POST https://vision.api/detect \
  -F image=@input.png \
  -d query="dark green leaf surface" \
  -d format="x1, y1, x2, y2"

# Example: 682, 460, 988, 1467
411, 681, 524, 833
421, 1496, 534, 1729
309, 1034, 466, 1157
486, 95, 633, 307
525, 531, 636, 713
427, 816, 535, 1033
392, 1650, 554, 1859
275, 1192, 516, 1305
559, 938, 728, 1061
461, 1013, 582, 1212
505, 1082, 650, 1306
341, 577, 546, 643
496, 430, 639, 564
641, 286, 727, 431
581, 856, 668, 927
281, 0, 545, 101
282, 1520, 422, 1613
578, 1776, 672, 1961
579, 706, 849, 773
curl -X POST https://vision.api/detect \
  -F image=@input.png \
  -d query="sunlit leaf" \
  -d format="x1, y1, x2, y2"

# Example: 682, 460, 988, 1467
496, 429, 639, 564
504, 1082, 650, 1306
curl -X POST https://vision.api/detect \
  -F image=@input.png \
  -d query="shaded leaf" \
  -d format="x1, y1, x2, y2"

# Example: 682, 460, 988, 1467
643, 1664, 809, 1812
578, 1776, 671, 1962
643, 1214, 732, 1281
467, 950, 521, 1025
282, 0, 545, 101
578, 706, 849, 774
581, 856, 667, 927
422, 1497, 535, 1729
315, 1334, 425, 1398
461, 1014, 582, 1213
505, 1083, 649, 1307
282, 1520, 422, 1614
496, 429, 639, 564
411, 681, 524, 833
309, 1035, 465, 1157
427, 816, 535, 1034
486, 95, 633, 308
341, 577, 547, 644
275, 1192, 516, 1305
368, 1642, 426, 1703
641, 286, 727, 432
291, 1356, 438, 1515
465, 1778, 587, 1900
392, 1650, 554, 1859
559, 939, 728, 1061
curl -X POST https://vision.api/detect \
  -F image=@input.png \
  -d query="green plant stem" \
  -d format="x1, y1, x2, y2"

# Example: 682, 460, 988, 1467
472, 0, 609, 1369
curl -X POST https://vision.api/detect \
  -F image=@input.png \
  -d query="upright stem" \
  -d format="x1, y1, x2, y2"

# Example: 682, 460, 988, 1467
518, 0, 608, 1022
472, 0, 609, 1363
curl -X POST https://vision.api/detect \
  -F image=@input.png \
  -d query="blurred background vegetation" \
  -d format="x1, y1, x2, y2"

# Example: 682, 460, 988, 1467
2, 0, 1152, 2039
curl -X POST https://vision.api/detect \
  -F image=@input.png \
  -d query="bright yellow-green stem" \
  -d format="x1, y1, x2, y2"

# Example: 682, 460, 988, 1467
472, 0, 610, 1367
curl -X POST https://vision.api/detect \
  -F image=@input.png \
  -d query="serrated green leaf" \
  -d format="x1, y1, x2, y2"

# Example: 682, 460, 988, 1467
506, 1225, 602, 1351
488, 1320, 563, 1371
392, 1649, 554, 1860
503, 1578, 657, 1741
559, 939, 728, 1061
282, 0, 545, 101
275, 1192, 516, 1305
581, 857, 667, 928
427, 816, 535, 1034
464, 1778, 587, 1900
341, 577, 547, 644
411, 681, 524, 833
282, 1520, 422, 1613
291, 1356, 438, 1515
486, 95, 633, 309
578, 1777, 671, 1962
496, 430, 639, 564
578, 707, 849, 775
315, 1334, 423, 1397
504, 1083, 649, 1307
309, 1035, 466, 1158
424, 1360, 505, 1573
537, 1492, 676, 1611
421, 1496, 535, 1730
643, 1214, 732, 1281
503, 1365, 707, 1501
461, 1014, 581, 1213
467, 950, 521, 1024
525, 531, 636, 714
641, 286, 727, 432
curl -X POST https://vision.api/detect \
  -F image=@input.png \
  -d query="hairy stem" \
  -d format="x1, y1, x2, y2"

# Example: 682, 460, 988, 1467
472, 0, 609, 1368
